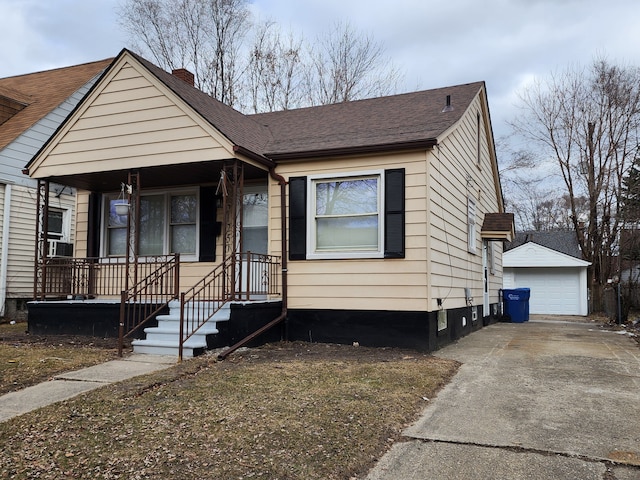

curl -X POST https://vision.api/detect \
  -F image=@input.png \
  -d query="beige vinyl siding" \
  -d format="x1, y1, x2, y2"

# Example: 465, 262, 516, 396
29, 60, 238, 179
74, 191, 90, 258
428, 95, 502, 310
272, 151, 430, 312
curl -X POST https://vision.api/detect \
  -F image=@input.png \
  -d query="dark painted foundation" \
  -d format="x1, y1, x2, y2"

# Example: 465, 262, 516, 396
27, 299, 500, 355
286, 304, 500, 352
27, 300, 284, 346
28, 301, 129, 338
209, 301, 284, 348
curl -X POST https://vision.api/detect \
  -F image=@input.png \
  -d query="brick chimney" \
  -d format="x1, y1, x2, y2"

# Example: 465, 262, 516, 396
172, 68, 194, 86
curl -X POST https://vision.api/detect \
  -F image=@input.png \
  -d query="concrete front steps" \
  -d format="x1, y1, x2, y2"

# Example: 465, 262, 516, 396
132, 300, 230, 357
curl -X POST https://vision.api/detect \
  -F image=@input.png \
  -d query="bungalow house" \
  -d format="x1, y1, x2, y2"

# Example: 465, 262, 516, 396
0, 59, 111, 319
24, 49, 513, 358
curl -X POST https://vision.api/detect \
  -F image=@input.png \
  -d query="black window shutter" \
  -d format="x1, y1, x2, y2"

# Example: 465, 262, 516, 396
199, 186, 218, 262
289, 176, 307, 260
87, 192, 101, 258
384, 168, 405, 258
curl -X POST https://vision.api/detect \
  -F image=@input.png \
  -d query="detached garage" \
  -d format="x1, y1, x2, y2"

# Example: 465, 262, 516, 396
503, 234, 591, 316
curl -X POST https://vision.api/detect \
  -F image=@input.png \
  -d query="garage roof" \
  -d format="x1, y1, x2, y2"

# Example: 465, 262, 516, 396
504, 242, 591, 268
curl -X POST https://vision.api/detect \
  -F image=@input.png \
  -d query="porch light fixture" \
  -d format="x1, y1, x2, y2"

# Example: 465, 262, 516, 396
115, 182, 132, 216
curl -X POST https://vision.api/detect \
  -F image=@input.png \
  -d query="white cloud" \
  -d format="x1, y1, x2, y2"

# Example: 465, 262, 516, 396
0, 0, 124, 76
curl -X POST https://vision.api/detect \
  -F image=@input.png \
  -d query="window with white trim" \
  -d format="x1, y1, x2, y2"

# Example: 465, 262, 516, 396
468, 196, 477, 254
47, 208, 66, 241
288, 169, 404, 261
46, 207, 72, 257
308, 172, 383, 259
104, 190, 198, 258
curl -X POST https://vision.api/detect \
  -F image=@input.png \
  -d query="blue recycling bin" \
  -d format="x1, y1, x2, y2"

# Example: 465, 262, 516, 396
502, 288, 530, 323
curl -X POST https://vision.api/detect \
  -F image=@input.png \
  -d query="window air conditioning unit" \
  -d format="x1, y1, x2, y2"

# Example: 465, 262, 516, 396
48, 240, 74, 257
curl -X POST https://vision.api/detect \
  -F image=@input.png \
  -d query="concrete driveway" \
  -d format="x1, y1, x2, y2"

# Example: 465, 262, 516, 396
366, 318, 640, 480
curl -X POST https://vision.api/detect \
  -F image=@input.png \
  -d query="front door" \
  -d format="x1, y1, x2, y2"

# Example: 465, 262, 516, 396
238, 184, 268, 298
242, 185, 268, 254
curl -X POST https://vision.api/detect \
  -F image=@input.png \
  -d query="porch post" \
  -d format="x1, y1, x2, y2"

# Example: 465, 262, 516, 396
220, 160, 244, 300
33, 180, 50, 300
125, 171, 140, 293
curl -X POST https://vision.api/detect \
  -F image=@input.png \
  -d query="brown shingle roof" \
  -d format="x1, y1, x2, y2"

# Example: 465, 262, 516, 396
251, 82, 483, 158
481, 213, 515, 241
0, 58, 113, 151
129, 49, 483, 161
25, 50, 488, 170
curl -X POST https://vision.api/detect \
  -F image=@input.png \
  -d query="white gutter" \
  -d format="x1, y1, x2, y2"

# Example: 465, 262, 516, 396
0, 184, 11, 316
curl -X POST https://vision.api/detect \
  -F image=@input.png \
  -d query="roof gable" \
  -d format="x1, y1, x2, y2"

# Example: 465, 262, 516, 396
0, 59, 112, 152
128, 51, 273, 160
27, 51, 256, 184
504, 242, 591, 268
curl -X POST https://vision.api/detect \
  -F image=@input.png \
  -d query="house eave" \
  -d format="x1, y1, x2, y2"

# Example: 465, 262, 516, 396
233, 145, 276, 169
265, 139, 438, 161
481, 231, 514, 242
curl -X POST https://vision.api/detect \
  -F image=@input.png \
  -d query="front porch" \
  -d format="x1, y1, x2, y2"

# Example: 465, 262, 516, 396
28, 252, 283, 359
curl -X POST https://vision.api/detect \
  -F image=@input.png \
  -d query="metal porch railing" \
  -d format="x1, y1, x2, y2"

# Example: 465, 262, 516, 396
179, 252, 281, 360
37, 255, 177, 300
119, 255, 180, 356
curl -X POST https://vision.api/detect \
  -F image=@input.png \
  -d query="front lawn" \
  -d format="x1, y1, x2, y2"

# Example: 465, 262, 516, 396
0, 341, 458, 479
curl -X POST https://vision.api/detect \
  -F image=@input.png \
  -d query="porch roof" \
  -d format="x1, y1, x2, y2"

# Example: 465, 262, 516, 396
39, 160, 270, 193
481, 213, 515, 242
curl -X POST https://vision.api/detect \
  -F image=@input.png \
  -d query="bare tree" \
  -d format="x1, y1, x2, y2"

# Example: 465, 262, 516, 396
119, 4, 403, 111
304, 21, 403, 105
118, 0, 251, 107
510, 58, 640, 300
246, 21, 305, 113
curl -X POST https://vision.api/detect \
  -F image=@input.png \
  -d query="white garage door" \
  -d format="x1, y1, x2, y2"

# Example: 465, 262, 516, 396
512, 268, 581, 315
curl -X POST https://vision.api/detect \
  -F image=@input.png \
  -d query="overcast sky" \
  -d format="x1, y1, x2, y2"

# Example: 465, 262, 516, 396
2, 0, 640, 144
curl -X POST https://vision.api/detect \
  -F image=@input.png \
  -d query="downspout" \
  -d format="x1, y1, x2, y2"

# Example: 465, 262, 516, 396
0, 184, 11, 317
271, 168, 288, 318
218, 167, 288, 359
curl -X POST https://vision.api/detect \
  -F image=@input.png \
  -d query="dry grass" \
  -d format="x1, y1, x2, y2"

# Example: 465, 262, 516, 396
0, 322, 119, 395
0, 341, 458, 479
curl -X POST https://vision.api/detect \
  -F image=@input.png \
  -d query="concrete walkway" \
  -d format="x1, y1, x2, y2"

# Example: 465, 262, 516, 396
366, 318, 640, 480
0, 354, 176, 423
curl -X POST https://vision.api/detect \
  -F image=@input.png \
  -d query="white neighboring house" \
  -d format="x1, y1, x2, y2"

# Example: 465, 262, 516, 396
0, 59, 111, 318
503, 241, 591, 316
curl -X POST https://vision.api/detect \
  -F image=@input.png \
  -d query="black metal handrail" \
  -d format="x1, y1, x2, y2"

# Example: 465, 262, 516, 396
118, 255, 180, 356
179, 252, 280, 360
38, 255, 177, 299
